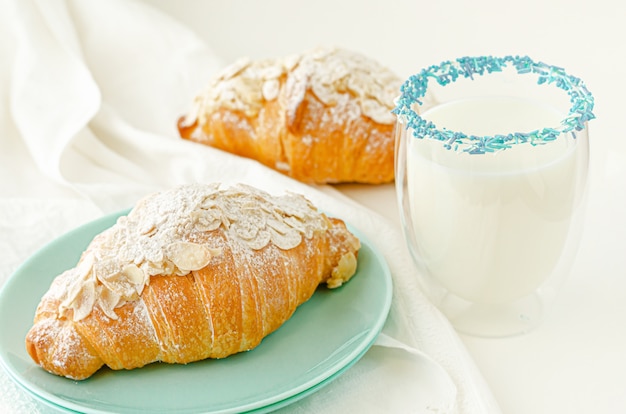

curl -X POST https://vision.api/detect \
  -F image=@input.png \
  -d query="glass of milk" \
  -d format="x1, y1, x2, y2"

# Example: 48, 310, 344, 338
394, 56, 594, 337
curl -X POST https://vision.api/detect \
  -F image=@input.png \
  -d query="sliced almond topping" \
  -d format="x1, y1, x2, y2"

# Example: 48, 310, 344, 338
56, 184, 327, 321
71, 279, 97, 321
97, 285, 121, 320
165, 241, 217, 272
269, 227, 302, 250
244, 229, 271, 250
121, 263, 145, 285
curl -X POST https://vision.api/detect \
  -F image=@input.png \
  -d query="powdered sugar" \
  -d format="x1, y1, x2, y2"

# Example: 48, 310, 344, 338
182, 47, 401, 128
57, 184, 329, 322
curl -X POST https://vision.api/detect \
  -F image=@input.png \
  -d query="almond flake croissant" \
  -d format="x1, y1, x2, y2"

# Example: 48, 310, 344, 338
177, 47, 402, 184
25, 183, 360, 380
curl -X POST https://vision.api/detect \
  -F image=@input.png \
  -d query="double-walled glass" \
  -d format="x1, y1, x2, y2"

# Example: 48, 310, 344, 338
394, 56, 594, 337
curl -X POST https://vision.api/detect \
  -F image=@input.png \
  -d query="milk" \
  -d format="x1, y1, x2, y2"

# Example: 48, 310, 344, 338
406, 97, 580, 304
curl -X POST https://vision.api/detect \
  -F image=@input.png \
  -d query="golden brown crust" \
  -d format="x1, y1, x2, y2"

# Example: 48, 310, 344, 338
25, 184, 360, 380
283, 90, 396, 183
177, 47, 401, 184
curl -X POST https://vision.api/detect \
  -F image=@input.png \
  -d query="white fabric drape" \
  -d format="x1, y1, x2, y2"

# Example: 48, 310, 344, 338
0, 1, 501, 412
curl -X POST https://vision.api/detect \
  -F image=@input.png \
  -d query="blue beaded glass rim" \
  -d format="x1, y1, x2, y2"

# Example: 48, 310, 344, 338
392, 55, 595, 154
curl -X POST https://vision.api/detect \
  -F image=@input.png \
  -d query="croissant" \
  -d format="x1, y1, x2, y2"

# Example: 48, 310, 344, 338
25, 183, 360, 380
177, 47, 402, 184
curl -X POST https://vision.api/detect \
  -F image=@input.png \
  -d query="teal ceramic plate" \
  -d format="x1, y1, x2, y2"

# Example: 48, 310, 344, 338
0, 210, 392, 414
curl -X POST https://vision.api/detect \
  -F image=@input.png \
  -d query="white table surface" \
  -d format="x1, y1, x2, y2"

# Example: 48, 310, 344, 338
3, 0, 625, 413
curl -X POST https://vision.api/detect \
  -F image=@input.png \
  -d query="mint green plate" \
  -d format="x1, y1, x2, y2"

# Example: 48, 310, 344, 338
0, 210, 392, 413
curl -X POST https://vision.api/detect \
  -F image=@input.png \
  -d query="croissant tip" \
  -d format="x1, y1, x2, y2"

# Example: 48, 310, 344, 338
25, 337, 40, 365
177, 115, 197, 139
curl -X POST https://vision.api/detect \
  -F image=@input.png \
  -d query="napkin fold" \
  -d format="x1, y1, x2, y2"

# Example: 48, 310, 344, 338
0, 0, 501, 413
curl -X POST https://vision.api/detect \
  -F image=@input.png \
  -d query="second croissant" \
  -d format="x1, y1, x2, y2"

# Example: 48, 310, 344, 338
178, 47, 402, 184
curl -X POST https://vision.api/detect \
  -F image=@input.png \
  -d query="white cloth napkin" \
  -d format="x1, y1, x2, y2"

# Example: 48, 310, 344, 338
0, 0, 501, 413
